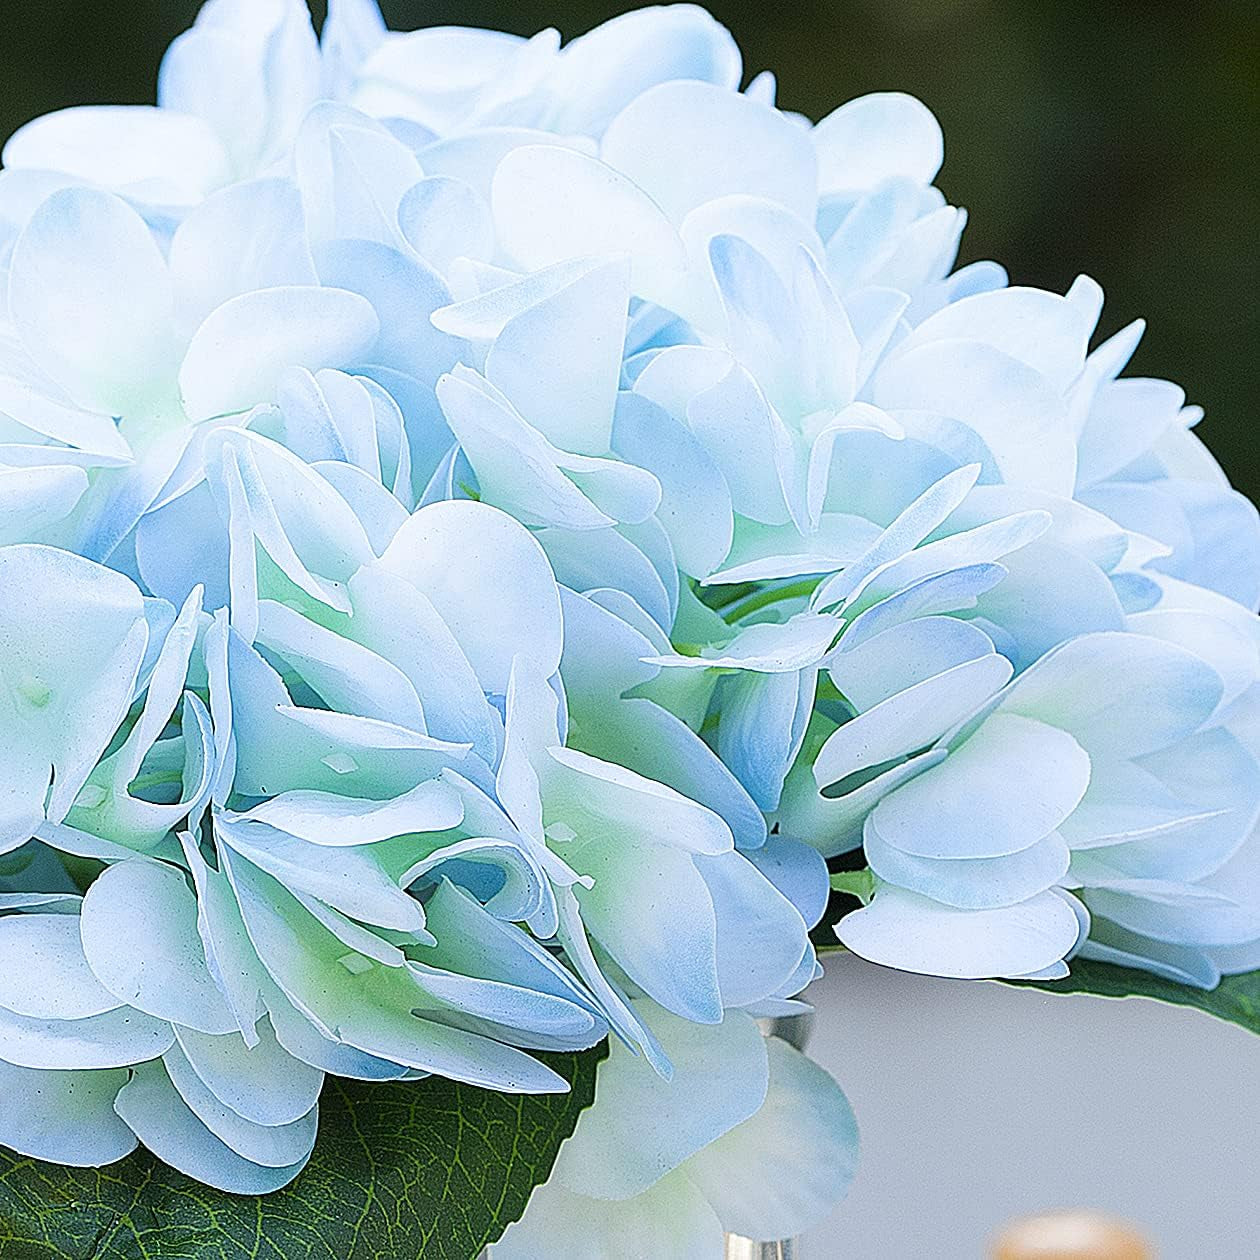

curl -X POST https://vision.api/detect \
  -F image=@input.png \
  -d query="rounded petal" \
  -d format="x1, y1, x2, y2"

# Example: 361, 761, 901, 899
0, 1061, 135, 1167
114, 1061, 310, 1194
837, 885, 1082, 979
2, 105, 230, 205
379, 499, 563, 694
80, 860, 236, 1035
554, 1006, 768, 1200
9, 188, 175, 414
813, 92, 943, 195
681, 1037, 858, 1239
179, 286, 380, 422
601, 80, 817, 224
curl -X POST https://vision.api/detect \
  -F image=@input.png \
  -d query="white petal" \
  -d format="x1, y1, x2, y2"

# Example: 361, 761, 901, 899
0, 1061, 135, 1166
812, 653, 1013, 789
0, 1003, 174, 1070
180, 286, 379, 422
0, 546, 148, 848
554, 1006, 768, 1199
492, 145, 690, 313
114, 1061, 309, 1194
485, 258, 629, 456
837, 885, 1082, 979
682, 1037, 858, 1239
997, 631, 1224, 759
866, 818, 1071, 910
814, 92, 943, 194
80, 859, 236, 1034
9, 188, 175, 414
162, 1039, 317, 1167
601, 81, 816, 224
0, 913, 121, 1020
872, 713, 1091, 860
2, 105, 230, 205
169, 177, 318, 334
174, 1019, 322, 1128
379, 499, 563, 694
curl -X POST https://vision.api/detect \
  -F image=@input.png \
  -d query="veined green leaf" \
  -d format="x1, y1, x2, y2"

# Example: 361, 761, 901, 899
0, 1044, 605, 1260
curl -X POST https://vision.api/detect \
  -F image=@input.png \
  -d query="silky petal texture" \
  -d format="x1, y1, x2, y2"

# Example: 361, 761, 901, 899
345, 565, 500, 761
811, 463, 981, 610
699, 850, 810, 1008
650, 613, 839, 674
0, 914, 121, 1020
827, 616, 998, 711
682, 1037, 859, 1240
874, 341, 1076, 495
494, 1166, 725, 1260
80, 860, 236, 1035
545, 4, 741, 135
611, 390, 734, 578
837, 885, 1083, 979
484, 258, 630, 456
0, 547, 148, 849
217, 817, 427, 933
436, 368, 627, 530
169, 178, 318, 334
2, 105, 231, 205
233, 779, 462, 847
397, 175, 494, 275
10, 189, 175, 416
716, 668, 814, 813
865, 819, 1072, 911
0, 1062, 135, 1167
174, 1020, 323, 1127
996, 631, 1225, 759
890, 282, 1099, 394
379, 499, 564, 694
114, 1062, 310, 1194
601, 80, 816, 224
492, 145, 691, 313
812, 653, 1014, 789
162, 1040, 318, 1168
0, 1003, 175, 1071
569, 830, 722, 1025
180, 286, 380, 422
223, 850, 570, 1091
544, 748, 734, 858
314, 238, 465, 386
813, 92, 943, 194
871, 713, 1091, 861
554, 1006, 768, 1200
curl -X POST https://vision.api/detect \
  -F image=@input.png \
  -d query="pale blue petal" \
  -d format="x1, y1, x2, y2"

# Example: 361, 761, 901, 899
872, 713, 1090, 860
837, 885, 1082, 979
813, 92, 943, 194
2, 106, 230, 206
114, 1061, 309, 1194
601, 81, 816, 224
0, 1061, 134, 1166
180, 287, 379, 422
10, 189, 175, 415
80, 860, 236, 1034
378, 499, 563, 695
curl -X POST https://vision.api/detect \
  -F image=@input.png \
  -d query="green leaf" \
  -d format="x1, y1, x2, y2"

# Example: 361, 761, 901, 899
828, 869, 874, 905
0, 1044, 606, 1260
1007, 959, 1260, 1036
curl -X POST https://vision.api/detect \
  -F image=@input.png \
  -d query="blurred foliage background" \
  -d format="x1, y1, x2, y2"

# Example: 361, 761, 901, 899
2, 1, 1255, 496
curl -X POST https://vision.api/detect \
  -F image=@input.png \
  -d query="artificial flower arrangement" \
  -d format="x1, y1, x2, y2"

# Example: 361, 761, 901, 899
0, 1, 1257, 1256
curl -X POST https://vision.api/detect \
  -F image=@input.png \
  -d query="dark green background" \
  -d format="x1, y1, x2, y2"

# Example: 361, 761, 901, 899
2, 1, 1255, 498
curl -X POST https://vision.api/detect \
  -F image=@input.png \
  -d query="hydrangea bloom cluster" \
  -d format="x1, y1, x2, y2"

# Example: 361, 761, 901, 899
0, 0, 1257, 1247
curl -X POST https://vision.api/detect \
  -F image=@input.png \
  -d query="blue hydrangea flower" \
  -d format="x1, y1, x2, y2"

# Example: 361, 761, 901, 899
1, 0, 1258, 1248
